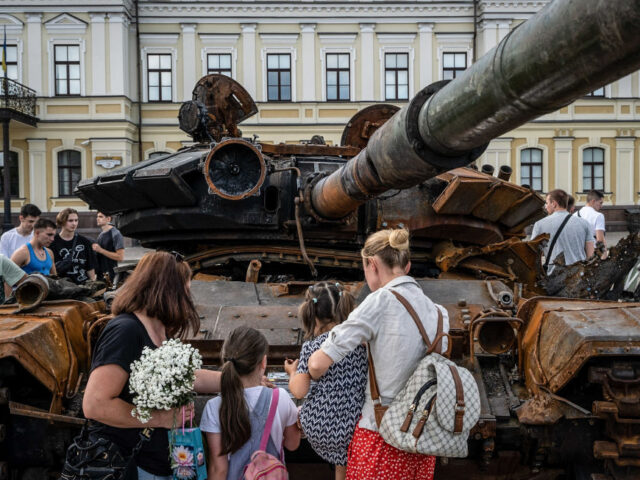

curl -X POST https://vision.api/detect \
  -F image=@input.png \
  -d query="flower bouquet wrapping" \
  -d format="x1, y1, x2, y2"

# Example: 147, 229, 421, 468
129, 339, 206, 480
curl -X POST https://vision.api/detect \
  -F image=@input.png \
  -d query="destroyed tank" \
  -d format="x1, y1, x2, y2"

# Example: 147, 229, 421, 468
3, 0, 640, 479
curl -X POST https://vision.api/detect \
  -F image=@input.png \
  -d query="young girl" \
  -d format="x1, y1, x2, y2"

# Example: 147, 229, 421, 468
284, 282, 367, 480
201, 326, 301, 480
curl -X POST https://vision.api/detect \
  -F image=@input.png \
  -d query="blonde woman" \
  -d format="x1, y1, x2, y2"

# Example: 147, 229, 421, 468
308, 229, 449, 480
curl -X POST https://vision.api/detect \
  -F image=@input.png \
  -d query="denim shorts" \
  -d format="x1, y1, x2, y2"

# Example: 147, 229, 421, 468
137, 467, 172, 480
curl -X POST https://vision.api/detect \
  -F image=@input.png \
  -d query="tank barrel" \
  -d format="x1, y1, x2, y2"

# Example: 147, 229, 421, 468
310, 0, 640, 220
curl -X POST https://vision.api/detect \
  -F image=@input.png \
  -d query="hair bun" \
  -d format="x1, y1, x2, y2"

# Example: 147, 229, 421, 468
388, 229, 410, 251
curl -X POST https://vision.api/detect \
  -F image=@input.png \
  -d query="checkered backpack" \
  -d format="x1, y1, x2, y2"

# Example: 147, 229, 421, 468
372, 291, 480, 457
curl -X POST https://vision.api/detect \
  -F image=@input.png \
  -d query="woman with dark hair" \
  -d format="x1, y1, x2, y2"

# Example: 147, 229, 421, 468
83, 251, 221, 480
201, 326, 300, 480
308, 229, 450, 480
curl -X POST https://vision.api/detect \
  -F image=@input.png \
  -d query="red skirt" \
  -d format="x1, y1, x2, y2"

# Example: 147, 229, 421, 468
346, 425, 436, 480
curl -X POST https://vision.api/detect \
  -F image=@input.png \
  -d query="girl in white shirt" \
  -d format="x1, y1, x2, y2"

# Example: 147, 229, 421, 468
201, 326, 301, 480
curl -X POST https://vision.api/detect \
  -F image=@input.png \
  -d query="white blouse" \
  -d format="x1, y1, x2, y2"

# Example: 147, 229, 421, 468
321, 275, 449, 432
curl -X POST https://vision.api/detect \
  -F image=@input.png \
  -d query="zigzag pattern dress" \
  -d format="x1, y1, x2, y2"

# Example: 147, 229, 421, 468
297, 332, 368, 466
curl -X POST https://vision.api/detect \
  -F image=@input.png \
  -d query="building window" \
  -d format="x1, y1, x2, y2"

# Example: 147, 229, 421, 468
207, 53, 232, 76
147, 54, 172, 102
149, 151, 170, 159
520, 148, 543, 192
385, 53, 409, 101
266, 54, 291, 101
442, 52, 467, 80
54, 45, 81, 96
326, 53, 350, 101
58, 150, 81, 197
0, 152, 19, 198
585, 87, 605, 97
583, 147, 604, 192
5, 45, 18, 81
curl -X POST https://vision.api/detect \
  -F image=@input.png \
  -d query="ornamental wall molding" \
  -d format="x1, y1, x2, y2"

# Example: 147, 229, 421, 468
0, 14, 24, 35
44, 13, 88, 35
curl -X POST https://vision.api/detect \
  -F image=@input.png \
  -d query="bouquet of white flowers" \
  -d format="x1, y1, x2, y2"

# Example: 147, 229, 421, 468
129, 338, 203, 423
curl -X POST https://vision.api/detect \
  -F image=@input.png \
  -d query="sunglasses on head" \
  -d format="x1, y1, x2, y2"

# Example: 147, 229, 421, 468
169, 250, 185, 263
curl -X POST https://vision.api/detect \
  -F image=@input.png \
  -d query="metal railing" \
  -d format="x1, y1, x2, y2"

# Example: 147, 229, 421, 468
0, 77, 37, 118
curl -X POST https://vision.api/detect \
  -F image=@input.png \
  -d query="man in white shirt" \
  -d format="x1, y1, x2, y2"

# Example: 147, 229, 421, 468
0, 203, 41, 259
576, 190, 607, 259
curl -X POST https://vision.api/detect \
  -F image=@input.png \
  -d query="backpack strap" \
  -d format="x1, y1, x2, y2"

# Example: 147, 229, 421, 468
391, 290, 445, 355
259, 388, 279, 452
367, 290, 448, 406
448, 365, 465, 434
543, 212, 573, 273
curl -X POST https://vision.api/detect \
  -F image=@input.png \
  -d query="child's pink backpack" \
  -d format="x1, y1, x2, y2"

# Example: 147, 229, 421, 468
244, 388, 288, 480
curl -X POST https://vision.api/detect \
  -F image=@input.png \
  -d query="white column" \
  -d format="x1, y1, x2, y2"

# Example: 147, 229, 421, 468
418, 23, 433, 89
27, 139, 47, 209
615, 136, 636, 204
300, 23, 317, 102
90, 14, 107, 96
108, 13, 129, 96
26, 14, 42, 95
181, 24, 197, 101
618, 73, 633, 97
497, 22, 511, 42
480, 21, 498, 55
554, 137, 574, 193
359, 23, 375, 101
241, 23, 257, 98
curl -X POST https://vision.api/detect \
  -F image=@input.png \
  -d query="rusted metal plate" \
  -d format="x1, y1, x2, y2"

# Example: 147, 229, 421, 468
432, 175, 493, 215
518, 299, 640, 395
471, 183, 527, 222
259, 143, 360, 157
340, 104, 400, 150
0, 300, 103, 413
499, 191, 546, 228
191, 74, 258, 140
9, 401, 85, 425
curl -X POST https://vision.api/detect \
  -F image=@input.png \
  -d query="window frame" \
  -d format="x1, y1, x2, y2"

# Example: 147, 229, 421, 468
4, 45, 18, 82
206, 53, 233, 77
520, 148, 544, 192
57, 150, 82, 197
54, 44, 81, 96
0, 151, 20, 198
325, 52, 350, 102
582, 147, 605, 192
384, 52, 410, 101
266, 53, 292, 102
442, 52, 467, 80
147, 53, 173, 103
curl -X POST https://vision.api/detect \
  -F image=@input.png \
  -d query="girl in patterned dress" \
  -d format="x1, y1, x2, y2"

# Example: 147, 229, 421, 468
284, 282, 367, 480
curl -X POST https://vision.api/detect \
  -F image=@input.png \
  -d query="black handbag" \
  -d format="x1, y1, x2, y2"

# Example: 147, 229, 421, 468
55, 234, 78, 275
59, 421, 153, 480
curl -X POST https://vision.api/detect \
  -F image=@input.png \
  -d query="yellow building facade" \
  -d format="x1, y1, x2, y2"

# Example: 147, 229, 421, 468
1, 1, 639, 226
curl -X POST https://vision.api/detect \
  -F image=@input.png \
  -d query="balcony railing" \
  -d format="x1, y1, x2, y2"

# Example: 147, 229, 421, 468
1, 77, 37, 119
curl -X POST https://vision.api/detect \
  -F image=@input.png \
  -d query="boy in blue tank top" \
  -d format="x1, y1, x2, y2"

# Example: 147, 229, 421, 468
11, 218, 57, 276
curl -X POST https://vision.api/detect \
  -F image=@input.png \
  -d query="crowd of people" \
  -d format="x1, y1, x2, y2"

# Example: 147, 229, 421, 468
530, 189, 608, 273
3, 188, 611, 479
0, 204, 125, 299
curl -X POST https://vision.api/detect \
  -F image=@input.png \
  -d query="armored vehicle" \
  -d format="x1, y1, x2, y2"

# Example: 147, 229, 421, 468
3, 0, 640, 479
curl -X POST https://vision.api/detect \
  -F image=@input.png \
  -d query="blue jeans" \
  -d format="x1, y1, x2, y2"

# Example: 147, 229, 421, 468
137, 467, 172, 480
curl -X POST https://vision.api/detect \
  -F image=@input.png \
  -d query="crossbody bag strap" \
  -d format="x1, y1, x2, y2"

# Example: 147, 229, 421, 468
259, 388, 280, 452
391, 290, 447, 355
131, 428, 154, 458
543, 213, 573, 273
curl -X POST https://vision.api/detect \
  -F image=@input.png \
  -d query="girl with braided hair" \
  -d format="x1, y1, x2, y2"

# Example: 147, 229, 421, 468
284, 282, 367, 480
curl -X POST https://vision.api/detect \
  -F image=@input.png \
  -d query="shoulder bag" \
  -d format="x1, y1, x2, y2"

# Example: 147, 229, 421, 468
372, 291, 481, 458
543, 213, 573, 274
60, 421, 153, 480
